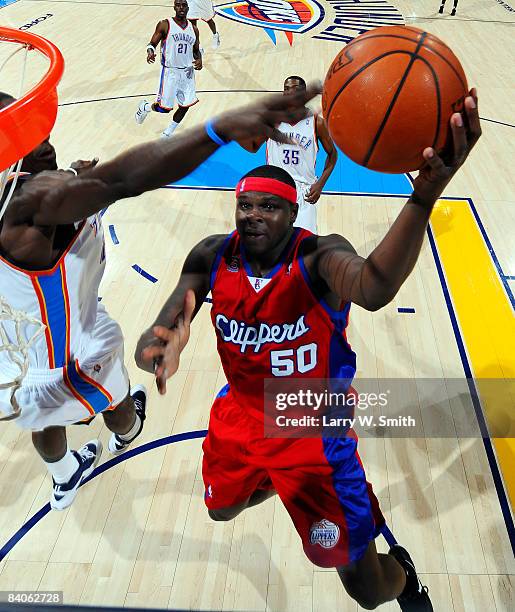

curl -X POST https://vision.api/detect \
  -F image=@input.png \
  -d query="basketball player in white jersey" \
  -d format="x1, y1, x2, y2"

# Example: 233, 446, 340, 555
135, 0, 202, 138
0, 84, 321, 510
188, 0, 220, 50
243, 76, 338, 233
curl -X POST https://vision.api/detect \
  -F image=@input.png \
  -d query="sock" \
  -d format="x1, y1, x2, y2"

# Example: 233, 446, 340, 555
46, 447, 80, 483
118, 413, 142, 442
166, 120, 179, 134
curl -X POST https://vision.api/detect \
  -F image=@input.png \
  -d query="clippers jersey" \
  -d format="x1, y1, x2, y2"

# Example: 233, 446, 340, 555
0, 212, 108, 378
161, 18, 196, 68
210, 228, 356, 421
266, 115, 318, 185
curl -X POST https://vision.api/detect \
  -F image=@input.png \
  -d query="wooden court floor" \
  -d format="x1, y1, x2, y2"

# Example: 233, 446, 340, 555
0, 0, 514, 609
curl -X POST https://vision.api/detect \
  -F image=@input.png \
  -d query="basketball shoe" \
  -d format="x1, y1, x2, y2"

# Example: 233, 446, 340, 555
389, 545, 433, 611
135, 100, 151, 124
212, 32, 220, 49
108, 385, 147, 455
50, 439, 102, 511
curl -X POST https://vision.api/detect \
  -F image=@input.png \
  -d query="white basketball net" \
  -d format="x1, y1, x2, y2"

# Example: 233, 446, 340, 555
0, 37, 46, 420
0, 296, 46, 420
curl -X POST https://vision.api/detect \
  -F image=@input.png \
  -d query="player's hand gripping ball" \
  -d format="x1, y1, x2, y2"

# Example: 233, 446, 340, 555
322, 25, 468, 174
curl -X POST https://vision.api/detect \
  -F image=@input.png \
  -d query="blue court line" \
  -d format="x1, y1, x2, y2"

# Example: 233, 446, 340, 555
108, 224, 119, 245
132, 264, 158, 283
427, 223, 515, 556
0, 430, 207, 562
58, 90, 281, 107
467, 198, 515, 311
0, 428, 400, 563
505, 275, 515, 280
397, 307, 415, 313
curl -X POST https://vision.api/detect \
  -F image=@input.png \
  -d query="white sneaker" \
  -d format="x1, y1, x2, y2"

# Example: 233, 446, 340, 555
135, 100, 150, 124
212, 32, 220, 50
50, 439, 102, 511
108, 385, 147, 455
161, 127, 176, 139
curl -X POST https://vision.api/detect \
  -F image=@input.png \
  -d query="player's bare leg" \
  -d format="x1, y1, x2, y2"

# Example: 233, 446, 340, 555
105, 385, 147, 455
32, 426, 102, 511
206, 19, 220, 49
208, 489, 276, 521
338, 540, 432, 611
162, 105, 189, 138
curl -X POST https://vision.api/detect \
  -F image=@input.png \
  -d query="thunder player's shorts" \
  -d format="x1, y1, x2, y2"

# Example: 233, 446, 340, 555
0, 305, 129, 431
188, 0, 215, 21
293, 179, 318, 234
156, 66, 198, 110
202, 385, 385, 567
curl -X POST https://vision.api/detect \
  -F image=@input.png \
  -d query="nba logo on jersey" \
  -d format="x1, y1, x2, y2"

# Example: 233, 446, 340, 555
254, 278, 262, 291
309, 519, 340, 549
227, 256, 239, 272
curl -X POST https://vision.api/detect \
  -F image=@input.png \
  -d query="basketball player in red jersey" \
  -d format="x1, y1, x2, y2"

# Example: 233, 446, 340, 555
136, 90, 481, 610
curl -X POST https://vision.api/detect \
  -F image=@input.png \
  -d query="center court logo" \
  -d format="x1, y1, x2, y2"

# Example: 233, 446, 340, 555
215, 0, 325, 45
215, 0, 404, 45
310, 519, 340, 548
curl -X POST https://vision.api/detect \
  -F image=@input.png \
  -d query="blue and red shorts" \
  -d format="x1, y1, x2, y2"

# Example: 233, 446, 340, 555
202, 386, 385, 568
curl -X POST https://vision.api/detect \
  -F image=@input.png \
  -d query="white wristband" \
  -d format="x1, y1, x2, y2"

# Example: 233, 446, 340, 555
147, 45, 155, 53
65, 167, 78, 176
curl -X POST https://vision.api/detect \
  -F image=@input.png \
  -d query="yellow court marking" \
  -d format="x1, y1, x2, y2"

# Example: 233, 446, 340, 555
431, 198, 515, 510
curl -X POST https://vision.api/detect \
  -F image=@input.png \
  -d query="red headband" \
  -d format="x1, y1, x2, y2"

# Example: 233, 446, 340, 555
236, 177, 297, 204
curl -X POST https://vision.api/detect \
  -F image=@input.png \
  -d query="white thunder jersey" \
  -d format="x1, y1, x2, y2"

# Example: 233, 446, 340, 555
0, 213, 108, 377
266, 114, 318, 185
161, 18, 196, 68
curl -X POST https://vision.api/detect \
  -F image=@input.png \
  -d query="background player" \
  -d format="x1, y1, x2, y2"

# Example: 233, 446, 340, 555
0, 84, 319, 509
136, 91, 481, 610
135, 0, 202, 138
188, 0, 220, 50
243, 76, 338, 233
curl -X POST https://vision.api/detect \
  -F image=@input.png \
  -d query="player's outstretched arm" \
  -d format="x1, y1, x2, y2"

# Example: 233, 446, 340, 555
15, 83, 320, 227
305, 115, 338, 204
316, 91, 481, 311
147, 20, 167, 63
135, 234, 224, 392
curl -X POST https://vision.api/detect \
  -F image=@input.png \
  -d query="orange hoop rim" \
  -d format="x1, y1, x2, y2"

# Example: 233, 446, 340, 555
0, 26, 64, 171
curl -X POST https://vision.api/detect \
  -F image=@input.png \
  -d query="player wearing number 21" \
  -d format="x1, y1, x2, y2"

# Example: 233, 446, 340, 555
135, 0, 202, 139
137, 88, 480, 611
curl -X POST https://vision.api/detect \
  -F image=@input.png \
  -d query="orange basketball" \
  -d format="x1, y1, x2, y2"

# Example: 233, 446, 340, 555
322, 25, 468, 174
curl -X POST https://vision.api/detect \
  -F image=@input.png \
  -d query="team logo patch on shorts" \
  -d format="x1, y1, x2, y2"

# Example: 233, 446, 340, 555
309, 519, 340, 549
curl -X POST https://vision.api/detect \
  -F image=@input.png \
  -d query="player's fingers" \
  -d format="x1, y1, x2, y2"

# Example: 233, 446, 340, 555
152, 325, 173, 341
141, 345, 166, 361
266, 81, 322, 110
464, 94, 481, 146
266, 128, 296, 145
156, 372, 167, 395
450, 112, 468, 163
422, 147, 447, 174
